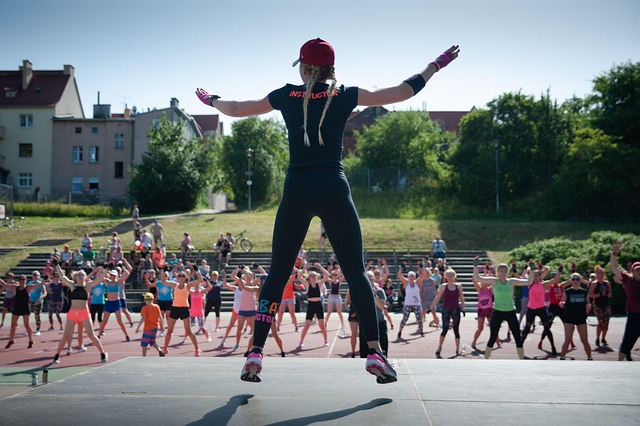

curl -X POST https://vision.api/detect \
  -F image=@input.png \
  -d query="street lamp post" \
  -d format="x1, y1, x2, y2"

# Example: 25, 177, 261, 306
246, 148, 253, 212
495, 140, 500, 214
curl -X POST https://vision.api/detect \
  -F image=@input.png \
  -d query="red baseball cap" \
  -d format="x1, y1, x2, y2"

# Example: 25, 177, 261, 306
292, 38, 335, 67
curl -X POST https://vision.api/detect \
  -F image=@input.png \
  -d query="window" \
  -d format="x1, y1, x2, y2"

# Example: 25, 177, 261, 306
18, 173, 32, 188
92, 127, 98, 134
19, 143, 33, 157
115, 133, 124, 149
75, 127, 82, 134
20, 114, 33, 128
73, 146, 83, 163
72, 177, 83, 193
114, 161, 124, 178
89, 146, 100, 163
88, 178, 99, 192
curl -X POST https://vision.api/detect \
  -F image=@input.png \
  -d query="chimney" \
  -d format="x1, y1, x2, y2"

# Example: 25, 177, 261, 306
170, 97, 179, 108
20, 60, 33, 90
63, 64, 74, 76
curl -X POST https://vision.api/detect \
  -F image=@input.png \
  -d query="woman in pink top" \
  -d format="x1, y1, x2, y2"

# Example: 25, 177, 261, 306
189, 280, 212, 342
521, 265, 562, 356
471, 266, 501, 350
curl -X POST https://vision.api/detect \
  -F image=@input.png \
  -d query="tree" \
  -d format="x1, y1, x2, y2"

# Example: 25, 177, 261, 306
550, 128, 640, 219
352, 111, 454, 189
450, 91, 569, 209
219, 117, 288, 208
590, 61, 640, 148
128, 117, 217, 213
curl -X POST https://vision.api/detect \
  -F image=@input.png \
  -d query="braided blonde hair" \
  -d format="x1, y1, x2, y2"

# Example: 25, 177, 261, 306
302, 64, 337, 146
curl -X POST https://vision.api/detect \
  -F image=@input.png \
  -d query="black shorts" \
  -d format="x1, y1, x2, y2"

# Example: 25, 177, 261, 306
170, 306, 190, 320
306, 300, 324, 321
157, 300, 173, 312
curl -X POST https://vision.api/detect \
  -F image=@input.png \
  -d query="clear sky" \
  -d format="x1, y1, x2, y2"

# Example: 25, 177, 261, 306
1, 0, 638, 134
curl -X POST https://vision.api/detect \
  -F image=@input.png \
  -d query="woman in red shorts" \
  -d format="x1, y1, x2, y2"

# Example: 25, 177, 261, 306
52, 265, 109, 363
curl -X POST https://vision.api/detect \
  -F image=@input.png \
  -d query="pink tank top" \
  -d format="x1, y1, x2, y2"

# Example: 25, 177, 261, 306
189, 288, 204, 317
527, 282, 546, 310
477, 287, 493, 309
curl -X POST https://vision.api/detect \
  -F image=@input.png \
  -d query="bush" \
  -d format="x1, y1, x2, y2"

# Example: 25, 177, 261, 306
509, 231, 640, 314
14, 202, 122, 218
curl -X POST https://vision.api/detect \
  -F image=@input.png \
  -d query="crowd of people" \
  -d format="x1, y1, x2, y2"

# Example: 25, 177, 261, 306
2, 240, 639, 367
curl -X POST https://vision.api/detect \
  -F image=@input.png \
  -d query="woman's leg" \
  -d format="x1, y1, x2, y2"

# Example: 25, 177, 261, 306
114, 311, 129, 339
182, 318, 199, 354
561, 323, 575, 357
349, 321, 359, 354
472, 316, 484, 346
576, 324, 592, 359
98, 311, 111, 335
251, 179, 313, 350
55, 320, 76, 356
82, 319, 105, 355
163, 317, 177, 352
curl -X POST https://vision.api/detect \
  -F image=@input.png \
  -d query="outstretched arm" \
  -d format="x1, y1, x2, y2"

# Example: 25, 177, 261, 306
195, 89, 274, 117
358, 45, 459, 106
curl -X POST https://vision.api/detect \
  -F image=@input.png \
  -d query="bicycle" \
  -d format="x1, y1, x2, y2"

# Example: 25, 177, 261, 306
0, 216, 24, 231
234, 230, 253, 253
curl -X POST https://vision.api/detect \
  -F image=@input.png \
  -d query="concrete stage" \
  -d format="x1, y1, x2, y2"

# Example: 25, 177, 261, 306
0, 357, 638, 426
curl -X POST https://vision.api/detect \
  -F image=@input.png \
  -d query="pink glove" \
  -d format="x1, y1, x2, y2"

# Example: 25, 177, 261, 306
430, 45, 460, 71
195, 88, 220, 106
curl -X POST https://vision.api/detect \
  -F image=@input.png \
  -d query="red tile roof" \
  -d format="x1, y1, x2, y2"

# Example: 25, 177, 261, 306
0, 70, 71, 107
427, 111, 469, 133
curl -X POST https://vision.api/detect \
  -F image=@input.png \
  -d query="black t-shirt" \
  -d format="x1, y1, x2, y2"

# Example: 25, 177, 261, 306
268, 83, 358, 171
564, 287, 588, 324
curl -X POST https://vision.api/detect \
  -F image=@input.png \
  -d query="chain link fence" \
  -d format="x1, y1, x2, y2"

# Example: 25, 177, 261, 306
345, 167, 435, 192
0, 183, 14, 221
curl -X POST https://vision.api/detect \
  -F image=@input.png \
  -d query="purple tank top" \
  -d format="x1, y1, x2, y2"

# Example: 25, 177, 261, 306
443, 284, 460, 309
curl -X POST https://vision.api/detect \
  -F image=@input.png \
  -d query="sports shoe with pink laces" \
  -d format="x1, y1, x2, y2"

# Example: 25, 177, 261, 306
241, 348, 263, 383
365, 349, 397, 384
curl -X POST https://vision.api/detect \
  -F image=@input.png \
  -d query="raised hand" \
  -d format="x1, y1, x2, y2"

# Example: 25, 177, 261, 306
431, 45, 460, 71
195, 88, 220, 106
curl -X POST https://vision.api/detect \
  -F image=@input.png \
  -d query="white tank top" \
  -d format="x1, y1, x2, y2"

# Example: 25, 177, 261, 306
404, 282, 421, 306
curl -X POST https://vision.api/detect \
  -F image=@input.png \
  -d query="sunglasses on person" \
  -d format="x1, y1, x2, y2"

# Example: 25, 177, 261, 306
571, 277, 581, 281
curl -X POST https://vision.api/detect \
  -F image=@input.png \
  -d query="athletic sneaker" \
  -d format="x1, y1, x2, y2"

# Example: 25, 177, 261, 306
28, 341, 33, 348
195, 349, 202, 357
435, 347, 442, 356
323, 341, 329, 347
595, 338, 600, 347
66, 347, 72, 355
35, 331, 41, 336
5, 340, 15, 349
79, 346, 88, 352
53, 354, 60, 364
365, 349, 397, 384
125, 335, 131, 342
158, 350, 165, 357
240, 348, 263, 383
601, 339, 608, 346
232, 344, 239, 352
101, 353, 108, 363
281, 351, 286, 357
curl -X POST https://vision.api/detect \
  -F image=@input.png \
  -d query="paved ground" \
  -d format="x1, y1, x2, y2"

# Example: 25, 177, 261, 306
1, 312, 638, 425
1, 312, 636, 372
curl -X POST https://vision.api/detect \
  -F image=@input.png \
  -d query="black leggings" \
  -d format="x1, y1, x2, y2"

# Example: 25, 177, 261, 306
441, 307, 461, 338
488, 310, 523, 348
522, 306, 555, 347
620, 312, 640, 356
204, 298, 221, 318
253, 170, 378, 348
90, 304, 104, 324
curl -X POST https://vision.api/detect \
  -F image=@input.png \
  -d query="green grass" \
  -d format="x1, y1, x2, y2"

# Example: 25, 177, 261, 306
2, 206, 638, 275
